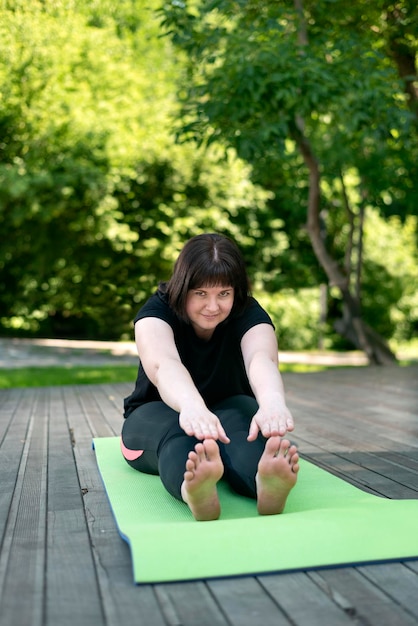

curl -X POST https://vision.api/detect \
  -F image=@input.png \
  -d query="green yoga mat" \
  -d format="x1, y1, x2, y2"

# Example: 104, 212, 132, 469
93, 436, 418, 584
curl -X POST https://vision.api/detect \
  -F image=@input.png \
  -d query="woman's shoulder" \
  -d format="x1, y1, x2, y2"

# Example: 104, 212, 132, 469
133, 287, 174, 325
230, 296, 274, 338
242, 295, 271, 318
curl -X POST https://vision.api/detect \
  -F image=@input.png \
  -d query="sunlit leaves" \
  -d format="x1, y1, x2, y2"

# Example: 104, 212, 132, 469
159, 0, 418, 346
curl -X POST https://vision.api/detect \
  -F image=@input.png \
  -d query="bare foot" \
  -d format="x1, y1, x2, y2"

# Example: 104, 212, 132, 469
180, 439, 224, 521
256, 437, 299, 515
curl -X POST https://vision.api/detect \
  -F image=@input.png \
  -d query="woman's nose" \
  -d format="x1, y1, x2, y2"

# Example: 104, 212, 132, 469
205, 297, 219, 312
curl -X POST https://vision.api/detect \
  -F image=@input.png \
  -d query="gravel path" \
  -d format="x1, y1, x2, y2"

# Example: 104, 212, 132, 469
0, 337, 372, 369
0, 338, 139, 369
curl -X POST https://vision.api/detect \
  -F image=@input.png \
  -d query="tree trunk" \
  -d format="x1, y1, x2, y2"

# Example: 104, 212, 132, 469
385, 7, 418, 119
291, 122, 397, 365
335, 287, 397, 365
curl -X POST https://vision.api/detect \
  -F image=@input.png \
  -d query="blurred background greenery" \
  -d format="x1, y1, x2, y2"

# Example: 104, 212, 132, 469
1, 0, 417, 365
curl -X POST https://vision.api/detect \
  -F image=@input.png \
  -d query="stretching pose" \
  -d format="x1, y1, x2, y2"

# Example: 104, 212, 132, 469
122, 233, 299, 521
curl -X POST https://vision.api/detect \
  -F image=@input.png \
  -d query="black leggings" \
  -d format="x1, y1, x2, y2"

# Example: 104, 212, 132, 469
121, 395, 266, 501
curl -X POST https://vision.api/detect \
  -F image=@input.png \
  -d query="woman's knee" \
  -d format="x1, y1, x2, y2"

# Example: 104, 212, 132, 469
120, 436, 159, 474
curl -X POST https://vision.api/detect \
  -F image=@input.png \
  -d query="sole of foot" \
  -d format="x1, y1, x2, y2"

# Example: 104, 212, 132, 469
256, 436, 299, 515
181, 439, 224, 521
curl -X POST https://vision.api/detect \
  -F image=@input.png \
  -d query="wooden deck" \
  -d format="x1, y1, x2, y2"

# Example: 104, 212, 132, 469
0, 364, 417, 626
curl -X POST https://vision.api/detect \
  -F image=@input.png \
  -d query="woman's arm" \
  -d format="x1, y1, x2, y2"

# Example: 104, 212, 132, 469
135, 317, 230, 442
241, 323, 294, 441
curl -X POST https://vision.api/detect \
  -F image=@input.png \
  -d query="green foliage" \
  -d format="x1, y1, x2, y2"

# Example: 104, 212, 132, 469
0, 0, 417, 351
159, 0, 418, 348
0, 0, 272, 339
255, 288, 324, 351
259, 265, 416, 353
362, 211, 418, 342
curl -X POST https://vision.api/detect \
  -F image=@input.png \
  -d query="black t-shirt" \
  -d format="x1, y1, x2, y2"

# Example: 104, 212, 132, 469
123, 289, 274, 417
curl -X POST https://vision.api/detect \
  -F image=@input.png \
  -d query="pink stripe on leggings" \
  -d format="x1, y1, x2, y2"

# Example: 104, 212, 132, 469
120, 437, 144, 461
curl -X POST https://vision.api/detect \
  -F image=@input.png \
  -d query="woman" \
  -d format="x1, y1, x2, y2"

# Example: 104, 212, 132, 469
122, 233, 299, 521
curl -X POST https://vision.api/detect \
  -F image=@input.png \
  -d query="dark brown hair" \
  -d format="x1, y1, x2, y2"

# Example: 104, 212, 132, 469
165, 233, 251, 321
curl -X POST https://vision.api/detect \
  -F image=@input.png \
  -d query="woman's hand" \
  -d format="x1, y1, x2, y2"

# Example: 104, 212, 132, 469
241, 324, 295, 442
247, 401, 294, 441
179, 406, 230, 444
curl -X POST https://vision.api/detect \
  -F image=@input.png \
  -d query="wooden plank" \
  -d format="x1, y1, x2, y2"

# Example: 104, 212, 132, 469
0, 389, 35, 539
0, 388, 16, 438
0, 388, 47, 626
307, 568, 418, 626
288, 407, 418, 497
207, 578, 291, 626
93, 384, 126, 434
63, 385, 168, 626
154, 583, 229, 626
75, 384, 116, 438
258, 573, 355, 625
405, 560, 418, 575
1, 365, 416, 626
338, 451, 418, 494
288, 392, 418, 450
309, 453, 418, 498
284, 368, 418, 499
358, 563, 418, 622
46, 386, 105, 626
299, 446, 418, 499
283, 366, 418, 411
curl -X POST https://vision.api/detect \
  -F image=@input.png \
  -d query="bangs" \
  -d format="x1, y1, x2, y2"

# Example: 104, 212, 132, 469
189, 260, 236, 290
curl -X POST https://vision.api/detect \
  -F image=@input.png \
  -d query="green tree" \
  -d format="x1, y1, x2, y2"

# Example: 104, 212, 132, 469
159, 0, 418, 363
2, 0, 416, 348
0, 0, 272, 338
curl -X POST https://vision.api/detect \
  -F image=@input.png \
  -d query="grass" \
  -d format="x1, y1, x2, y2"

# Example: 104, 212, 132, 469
0, 365, 139, 388
0, 362, 331, 388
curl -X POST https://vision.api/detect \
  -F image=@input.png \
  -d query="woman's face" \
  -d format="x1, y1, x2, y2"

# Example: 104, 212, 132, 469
185, 285, 234, 340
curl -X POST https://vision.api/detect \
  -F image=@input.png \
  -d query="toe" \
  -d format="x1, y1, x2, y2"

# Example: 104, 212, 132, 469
185, 457, 196, 472
265, 435, 281, 455
203, 439, 220, 460
194, 442, 206, 461
279, 438, 291, 450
